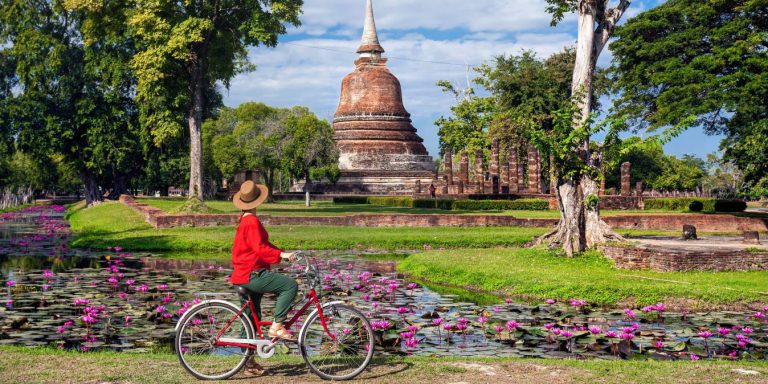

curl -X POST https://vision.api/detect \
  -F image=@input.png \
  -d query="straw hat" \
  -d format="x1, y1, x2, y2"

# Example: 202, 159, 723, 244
233, 181, 269, 210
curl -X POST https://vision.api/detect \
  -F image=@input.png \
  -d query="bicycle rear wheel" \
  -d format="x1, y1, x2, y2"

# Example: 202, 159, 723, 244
299, 304, 374, 380
175, 301, 254, 380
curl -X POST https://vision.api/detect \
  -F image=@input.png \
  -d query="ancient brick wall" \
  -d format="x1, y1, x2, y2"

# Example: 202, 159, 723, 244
602, 245, 768, 272
120, 195, 768, 231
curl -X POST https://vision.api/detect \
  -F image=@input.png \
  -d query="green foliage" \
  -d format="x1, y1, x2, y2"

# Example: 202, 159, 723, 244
451, 199, 550, 211
434, 80, 493, 156
609, 0, 768, 194
644, 198, 747, 213
206, 102, 338, 195
603, 136, 707, 192
713, 200, 748, 213
1, 0, 143, 202
282, 110, 339, 187
688, 201, 704, 212
332, 196, 370, 204
367, 197, 414, 208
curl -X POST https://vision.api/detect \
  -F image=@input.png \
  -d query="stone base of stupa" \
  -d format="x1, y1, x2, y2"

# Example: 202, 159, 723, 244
291, 170, 437, 195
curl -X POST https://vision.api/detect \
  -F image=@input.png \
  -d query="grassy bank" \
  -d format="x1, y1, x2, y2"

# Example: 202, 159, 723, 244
0, 203, 34, 214
67, 202, 548, 251
1, 346, 766, 384
399, 248, 768, 309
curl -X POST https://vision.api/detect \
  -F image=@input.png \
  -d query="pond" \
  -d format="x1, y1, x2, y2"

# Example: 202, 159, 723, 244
1, 205, 766, 361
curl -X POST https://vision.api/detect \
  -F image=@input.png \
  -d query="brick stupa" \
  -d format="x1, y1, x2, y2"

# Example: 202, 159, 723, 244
315, 0, 435, 194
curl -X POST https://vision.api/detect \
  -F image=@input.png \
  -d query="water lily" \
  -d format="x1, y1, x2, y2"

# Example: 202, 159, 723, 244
5, 280, 15, 287
690, 354, 700, 361
588, 325, 602, 335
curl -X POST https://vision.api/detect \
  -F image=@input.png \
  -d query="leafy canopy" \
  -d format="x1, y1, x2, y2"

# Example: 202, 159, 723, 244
609, 0, 767, 192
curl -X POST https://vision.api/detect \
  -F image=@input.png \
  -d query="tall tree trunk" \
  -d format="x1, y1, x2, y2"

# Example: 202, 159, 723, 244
265, 168, 275, 203
188, 76, 204, 200
82, 170, 102, 207
540, 0, 628, 254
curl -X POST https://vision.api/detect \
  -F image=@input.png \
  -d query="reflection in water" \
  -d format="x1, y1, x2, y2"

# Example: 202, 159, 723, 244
1, 206, 766, 361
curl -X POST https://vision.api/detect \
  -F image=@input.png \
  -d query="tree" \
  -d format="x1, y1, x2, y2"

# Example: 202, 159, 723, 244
1, 0, 141, 205
435, 80, 493, 156
124, 0, 303, 200
282, 108, 339, 194
602, 136, 664, 191
702, 153, 744, 197
609, 0, 767, 196
531, 0, 632, 256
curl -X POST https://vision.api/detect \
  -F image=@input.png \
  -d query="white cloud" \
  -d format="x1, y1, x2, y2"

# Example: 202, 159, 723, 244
222, 0, 618, 156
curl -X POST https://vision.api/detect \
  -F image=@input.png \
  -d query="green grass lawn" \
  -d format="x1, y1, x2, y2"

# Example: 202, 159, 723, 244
398, 247, 768, 309
136, 197, 711, 219
1, 346, 766, 384
67, 202, 548, 251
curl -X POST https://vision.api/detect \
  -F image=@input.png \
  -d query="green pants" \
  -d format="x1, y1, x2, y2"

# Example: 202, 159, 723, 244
237, 269, 298, 323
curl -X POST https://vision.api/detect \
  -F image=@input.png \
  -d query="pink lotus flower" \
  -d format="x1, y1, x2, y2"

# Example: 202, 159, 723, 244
156, 305, 165, 313
407, 283, 418, 289
408, 325, 419, 333
619, 332, 634, 340
400, 331, 413, 339
690, 354, 700, 361
742, 327, 754, 334
443, 324, 454, 331
456, 324, 468, 331
73, 298, 89, 306
605, 331, 619, 339
42, 270, 54, 278
698, 331, 713, 339
505, 298, 512, 304
545, 299, 556, 305
560, 331, 573, 338
717, 328, 730, 336
655, 341, 664, 349
552, 328, 561, 336
404, 337, 419, 349
457, 317, 470, 325
588, 326, 602, 334
432, 318, 443, 326
544, 323, 554, 330
494, 325, 504, 333
478, 316, 487, 324
114, 246, 123, 252
5, 280, 15, 287
397, 307, 409, 315
505, 320, 519, 330
623, 309, 637, 319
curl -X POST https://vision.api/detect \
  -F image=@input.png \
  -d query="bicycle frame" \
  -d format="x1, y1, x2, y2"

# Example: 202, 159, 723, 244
212, 287, 336, 350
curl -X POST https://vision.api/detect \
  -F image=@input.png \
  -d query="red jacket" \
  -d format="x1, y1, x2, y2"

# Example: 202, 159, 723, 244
230, 214, 283, 284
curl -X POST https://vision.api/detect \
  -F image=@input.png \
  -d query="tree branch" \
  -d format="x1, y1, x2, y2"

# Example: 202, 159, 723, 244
594, 0, 631, 56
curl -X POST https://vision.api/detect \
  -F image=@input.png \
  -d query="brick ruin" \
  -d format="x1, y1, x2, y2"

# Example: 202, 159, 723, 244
302, 0, 435, 194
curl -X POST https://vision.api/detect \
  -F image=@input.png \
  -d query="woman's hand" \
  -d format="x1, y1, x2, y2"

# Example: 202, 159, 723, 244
280, 251, 298, 263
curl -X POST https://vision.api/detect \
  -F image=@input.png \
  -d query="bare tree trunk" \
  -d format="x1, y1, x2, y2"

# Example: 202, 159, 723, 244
187, 72, 204, 200
539, 0, 629, 254
537, 179, 586, 256
82, 171, 102, 207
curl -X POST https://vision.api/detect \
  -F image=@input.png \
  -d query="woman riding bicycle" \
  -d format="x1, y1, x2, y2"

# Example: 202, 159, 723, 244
230, 181, 299, 375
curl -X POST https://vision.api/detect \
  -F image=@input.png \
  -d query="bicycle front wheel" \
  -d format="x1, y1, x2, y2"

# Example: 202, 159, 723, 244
175, 301, 254, 380
299, 304, 375, 380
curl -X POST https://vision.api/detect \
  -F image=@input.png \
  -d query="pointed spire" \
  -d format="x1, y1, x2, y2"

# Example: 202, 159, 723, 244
356, 0, 385, 55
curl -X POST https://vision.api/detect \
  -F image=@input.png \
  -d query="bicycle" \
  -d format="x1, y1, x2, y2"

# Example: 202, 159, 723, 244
174, 252, 375, 381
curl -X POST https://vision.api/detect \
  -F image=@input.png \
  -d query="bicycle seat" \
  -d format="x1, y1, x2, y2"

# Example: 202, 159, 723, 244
234, 285, 250, 299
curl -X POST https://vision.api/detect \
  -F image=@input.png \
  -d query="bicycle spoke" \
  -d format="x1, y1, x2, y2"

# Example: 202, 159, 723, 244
176, 303, 252, 380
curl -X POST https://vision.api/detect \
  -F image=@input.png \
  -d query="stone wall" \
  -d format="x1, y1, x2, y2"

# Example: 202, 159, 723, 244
601, 245, 768, 272
120, 195, 768, 231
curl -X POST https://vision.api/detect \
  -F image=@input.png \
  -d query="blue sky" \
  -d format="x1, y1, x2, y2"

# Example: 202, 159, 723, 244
223, 0, 725, 160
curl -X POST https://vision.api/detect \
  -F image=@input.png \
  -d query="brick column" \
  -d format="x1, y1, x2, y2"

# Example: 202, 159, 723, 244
444, 148, 454, 186
459, 151, 469, 187
475, 149, 485, 194
527, 145, 540, 194
509, 148, 519, 193
621, 162, 631, 197
490, 139, 500, 194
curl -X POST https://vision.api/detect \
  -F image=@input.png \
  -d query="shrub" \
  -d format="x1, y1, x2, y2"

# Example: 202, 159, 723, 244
368, 196, 413, 208
436, 199, 455, 210
644, 198, 746, 212
413, 199, 438, 209
451, 199, 549, 211
333, 196, 370, 204
688, 201, 704, 212
713, 199, 747, 212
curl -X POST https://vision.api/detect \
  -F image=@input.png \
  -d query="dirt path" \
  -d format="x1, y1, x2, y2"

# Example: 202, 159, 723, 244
1, 349, 767, 384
